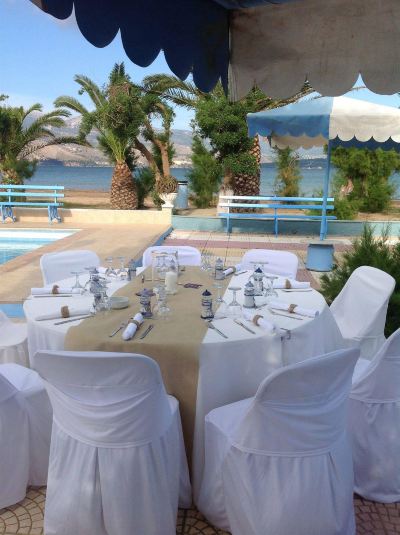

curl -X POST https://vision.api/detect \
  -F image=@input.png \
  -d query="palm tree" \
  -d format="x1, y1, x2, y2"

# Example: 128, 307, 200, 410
141, 75, 315, 198
0, 98, 82, 185
55, 66, 143, 209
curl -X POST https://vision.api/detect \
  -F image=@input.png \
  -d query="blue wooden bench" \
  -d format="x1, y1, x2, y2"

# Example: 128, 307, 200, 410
218, 195, 336, 239
0, 185, 64, 223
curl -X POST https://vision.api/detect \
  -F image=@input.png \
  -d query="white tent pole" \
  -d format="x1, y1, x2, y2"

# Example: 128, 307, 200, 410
320, 140, 331, 240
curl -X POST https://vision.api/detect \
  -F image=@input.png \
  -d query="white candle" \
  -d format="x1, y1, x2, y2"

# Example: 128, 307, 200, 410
165, 271, 178, 294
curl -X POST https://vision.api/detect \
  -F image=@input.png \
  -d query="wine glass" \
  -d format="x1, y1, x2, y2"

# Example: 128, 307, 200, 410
227, 286, 242, 319
71, 270, 84, 291
117, 256, 127, 279
264, 275, 279, 302
213, 282, 228, 319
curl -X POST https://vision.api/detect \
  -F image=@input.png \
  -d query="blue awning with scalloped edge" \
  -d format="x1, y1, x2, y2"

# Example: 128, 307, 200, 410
29, 0, 400, 99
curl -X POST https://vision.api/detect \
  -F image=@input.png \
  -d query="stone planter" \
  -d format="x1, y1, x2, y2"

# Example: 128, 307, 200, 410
160, 192, 177, 209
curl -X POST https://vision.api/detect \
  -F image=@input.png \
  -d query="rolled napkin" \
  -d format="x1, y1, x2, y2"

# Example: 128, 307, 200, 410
243, 309, 276, 333
273, 278, 310, 290
268, 299, 319, 318
35, 306, 91, 321
122, 313, 144, 341
223, 263, 244, 277
31, 285, 81, 296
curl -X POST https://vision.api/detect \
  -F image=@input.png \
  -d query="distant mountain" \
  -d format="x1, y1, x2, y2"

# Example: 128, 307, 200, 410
29, 115, 325, 167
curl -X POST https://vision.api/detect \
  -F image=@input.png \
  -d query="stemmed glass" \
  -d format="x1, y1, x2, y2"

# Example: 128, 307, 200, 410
227, 286, 242, 319
154, 284, 170, 321
105, 257, 116, 280
264, 275, 279, 302
71, 270, 85, 291
213, 282, 228, 319
117, 256, 128, 279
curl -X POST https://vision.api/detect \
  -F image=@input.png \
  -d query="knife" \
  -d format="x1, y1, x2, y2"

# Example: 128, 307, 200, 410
234, 319, 256, 334
139, 324, 154, 339
54, 315, 94, 325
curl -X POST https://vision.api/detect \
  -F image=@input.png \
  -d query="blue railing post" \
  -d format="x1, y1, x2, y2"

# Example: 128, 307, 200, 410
320, 141, 332, 240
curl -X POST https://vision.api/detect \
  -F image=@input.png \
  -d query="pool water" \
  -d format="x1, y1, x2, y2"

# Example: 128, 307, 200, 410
0, 229, 76, 265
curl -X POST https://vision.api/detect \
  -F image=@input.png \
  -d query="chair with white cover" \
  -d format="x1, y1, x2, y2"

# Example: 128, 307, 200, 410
142, 245, 201, 269
350, 328, 400, 502
33, 350, 191, 535
240, 249, 298, 279
0, 310, 29, 366
197, 348, 359, 535
0, 364, 52, 508
40, 249, 100, 286
330, 266, 395, 361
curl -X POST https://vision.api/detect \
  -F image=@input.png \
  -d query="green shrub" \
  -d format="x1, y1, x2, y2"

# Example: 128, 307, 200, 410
320, 224, 400, 336
188, 135, 222, 208
331, 197, 359, 220
273, 147, 302, 198
135, 167, 156, 209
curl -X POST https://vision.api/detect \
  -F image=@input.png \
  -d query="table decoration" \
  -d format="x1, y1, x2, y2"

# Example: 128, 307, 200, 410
201, 289, 214, 320
139, 288, 153, 318
249, 267, 265, 296
214, 258, 225, 280
243, 280, 256, 308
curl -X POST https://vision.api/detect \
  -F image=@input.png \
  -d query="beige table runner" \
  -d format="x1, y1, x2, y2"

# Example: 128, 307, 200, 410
65, 267, 230, 457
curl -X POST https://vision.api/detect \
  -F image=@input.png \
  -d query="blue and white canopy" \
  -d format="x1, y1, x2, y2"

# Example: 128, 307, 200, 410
29, 0, 400, 100
247, 97, 400, 151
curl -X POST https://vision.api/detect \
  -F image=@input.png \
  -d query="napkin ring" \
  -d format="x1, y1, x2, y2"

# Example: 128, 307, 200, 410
61, 306, 70, 318
253, 314, 263, 326
285, 279, 292, 289
288, 304, 297, 314
130, 320, 141, 328
52, 285, 59, 295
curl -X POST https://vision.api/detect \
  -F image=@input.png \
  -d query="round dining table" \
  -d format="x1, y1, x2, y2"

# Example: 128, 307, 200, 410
24, 269, 346, 502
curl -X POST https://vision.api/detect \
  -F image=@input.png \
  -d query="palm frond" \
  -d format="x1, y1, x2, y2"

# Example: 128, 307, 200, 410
22, 103, 43, 121
74, 75, 106, 107
54, 96, 89, 116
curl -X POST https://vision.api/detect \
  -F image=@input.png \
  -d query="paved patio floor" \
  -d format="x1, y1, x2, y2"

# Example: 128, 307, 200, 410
1, 488, 399, 534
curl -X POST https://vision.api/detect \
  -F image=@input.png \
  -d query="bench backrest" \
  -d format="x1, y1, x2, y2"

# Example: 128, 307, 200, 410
0, 185, 64, 204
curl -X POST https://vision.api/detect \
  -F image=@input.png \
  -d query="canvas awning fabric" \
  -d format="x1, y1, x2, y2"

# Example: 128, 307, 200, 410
30, 0, 400, 99
247, 97, 400, 152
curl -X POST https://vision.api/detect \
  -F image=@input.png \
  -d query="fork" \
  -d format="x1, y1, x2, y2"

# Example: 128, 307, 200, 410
268, 309, 304, 321
207, 322, 228, 339
109, 322, 128, 337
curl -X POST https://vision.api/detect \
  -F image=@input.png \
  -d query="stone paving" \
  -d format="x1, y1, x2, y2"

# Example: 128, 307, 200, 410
1, 488, 400, 534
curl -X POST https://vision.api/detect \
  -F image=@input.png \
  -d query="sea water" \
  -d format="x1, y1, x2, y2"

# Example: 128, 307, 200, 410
30, 162, 400, 198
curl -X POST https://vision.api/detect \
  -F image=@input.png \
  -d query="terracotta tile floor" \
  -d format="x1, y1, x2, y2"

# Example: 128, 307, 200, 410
1, 489, 400, 534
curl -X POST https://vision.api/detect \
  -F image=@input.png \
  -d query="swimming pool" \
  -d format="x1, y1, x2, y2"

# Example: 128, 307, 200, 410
0, 229, 76, 265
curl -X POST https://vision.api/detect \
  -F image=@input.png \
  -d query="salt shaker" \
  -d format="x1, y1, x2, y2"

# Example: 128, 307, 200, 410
201, 289, 214, 320
243, 280, 256, 308
214, 258, 225, 280
251, 267, 265, 296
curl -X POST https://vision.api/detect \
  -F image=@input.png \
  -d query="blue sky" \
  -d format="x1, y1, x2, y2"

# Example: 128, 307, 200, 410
0, 0, 399, 131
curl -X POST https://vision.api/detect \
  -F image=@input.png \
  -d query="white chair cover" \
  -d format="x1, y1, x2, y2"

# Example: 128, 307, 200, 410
330, 266, 395, 360
198, 348, 359, 535
0, 364, 52, 508
33, 351, 191, 535
240, 249, 299, 278
40, 249, 101, 286
350, 328, 400, 502
142, 245, 201, 269
0, 310, 29, 366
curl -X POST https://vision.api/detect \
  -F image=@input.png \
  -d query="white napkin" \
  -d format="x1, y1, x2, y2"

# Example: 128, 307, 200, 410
268, 299, 319, 318
31, 286, 81, 296
273, 278, 310, 289
243, 309, 276, 333
36, 306, 91, 321
122, 313, 144, 340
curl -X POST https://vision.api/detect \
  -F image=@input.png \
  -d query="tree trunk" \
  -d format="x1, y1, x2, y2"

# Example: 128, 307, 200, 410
110, 161, 138, 210
0, 167, 24, 185
134, 139, 163, 186
232, 136, 261, 212
154, 138, 170, 178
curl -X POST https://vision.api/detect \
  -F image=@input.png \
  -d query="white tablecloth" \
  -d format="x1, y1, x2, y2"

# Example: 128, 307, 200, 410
23, 271, 345, 501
